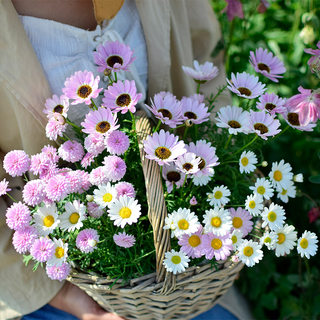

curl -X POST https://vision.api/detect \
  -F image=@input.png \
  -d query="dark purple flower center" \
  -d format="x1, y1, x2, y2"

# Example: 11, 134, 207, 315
53, 105, 64, 114
116, 94, 131, 107
254, 123, 269, 134
158, 109, 172, 120
184, 112, 197, 120
238, 87, 252, 96
228, 120, 241, 128
258, 63, 271, 73
96, 121, 111, 133
265, 103, 276, 111
107, 55, 123, 68
166, 171, 181, 182
287, 113, 300, 126
77, 85, 92, 99
183, 163, 193, 171
198, 158, 206, 170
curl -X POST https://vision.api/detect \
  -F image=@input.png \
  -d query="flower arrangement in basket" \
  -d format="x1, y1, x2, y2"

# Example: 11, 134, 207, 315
2, 40, 319, 320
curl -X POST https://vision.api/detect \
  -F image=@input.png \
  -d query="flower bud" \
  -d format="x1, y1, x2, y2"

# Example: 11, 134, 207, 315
190, 196, 197, 206
86, 195, 94, 202
299, 25, 316, 45
293, 174, 304, 183
262, 161, 268, 167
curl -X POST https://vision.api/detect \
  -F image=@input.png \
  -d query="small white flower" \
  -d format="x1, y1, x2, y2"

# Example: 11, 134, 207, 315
293, 173, 303, 183
175, 152, 201, 175
297, 231, 318, 259
238, 240, 263, 267
93, 183, 117, 208
261, 203, 286, 231
249, 177, 274, 200
239, 151, 258, 174
260, 231, 278, 250
47, 238, 68, 266
269, 160, 293, 190
163, 249, 190, 274
203, 207, 232, 236
182, 60, 219, 82
245, 194, 264, 217
274, 224, 297, 257
231, 230, 243, 250
34, 204, 60, 236
276, 182, 296, 203
207, 185, 231, 207
59, 200, 87, 232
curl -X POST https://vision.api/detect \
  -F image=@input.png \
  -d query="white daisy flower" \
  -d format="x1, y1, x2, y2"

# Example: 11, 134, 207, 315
203, 207, 232, 236
47, 238, 68, 266
237, 239, 263, 267
297, 231, 318, 259
93, 183, 117, 208
245, 194, 264, 217
108, 195, 141, 228
261, 203, 286, 231
276, 182, 296, 203
215, 105, 250, 135
33, 204, 60, 236
164, 208, 200, 238
231, 230, 243, 250
175, 152, 201, 175
163, 249, 190, 274
249, 177, 274, 200
293, 173, 303, 183
207, 185, 231, 207
274, 224, 297, 257
260, 231, 278, 250
269, 160, 293, 190
239, 151, 258, 174
59, 200, 87, 232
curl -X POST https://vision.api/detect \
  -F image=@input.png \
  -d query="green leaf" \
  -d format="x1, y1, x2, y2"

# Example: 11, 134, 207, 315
260, 293, 277, 310
23, 255, 33, 266
309, 175, 320, 184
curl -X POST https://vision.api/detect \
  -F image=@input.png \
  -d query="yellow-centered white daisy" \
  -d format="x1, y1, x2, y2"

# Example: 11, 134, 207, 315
108, 195, 141, 228
239, 151, 258, 174
297, 231, 318, 259
203, 207, 232, 236
269, 160, 293, 190
261, 203, 286, 231
207, 185, 231, 207
163, 249, 190, 274
33, 204, 60, 236
237, 239, 263, 267
274, 224, 297, 257
93, 183, 117, 208
47, 238, 68, 266
245, 194, 263, 217
249, 177, 274, 200
259, 231, 277, 250
231, 230, 243, 250
164, 208, 200, 238
276, 181, 296, 203
60, 200, 86, 232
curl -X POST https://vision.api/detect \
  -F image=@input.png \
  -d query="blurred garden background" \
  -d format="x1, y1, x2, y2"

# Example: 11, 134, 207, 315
211, 0, 320, 319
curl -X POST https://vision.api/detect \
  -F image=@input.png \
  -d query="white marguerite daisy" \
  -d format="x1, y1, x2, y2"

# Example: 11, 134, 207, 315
249, 177, 274, 200
59, 200, 86, 232
163, 249, 190, 274
164, 208, 200, 238
276, 182, 296, 203
93, 183, 117, 208
175, 152, 201, 175
33, 204, 60, 236
269, 160, 293, 190
274, 224, 297, 257
108, 195, 141, 228
239, 151, 258, 174
207, 185, 231, 207
245, 194, 264, 217
261, 203, 286, 231
260, 231, 278, 250
237, 239, 263, 267
231, 230, 243, 250
47, 238, 68, 266
203, 207, 232, 236
297, 231, 318, 259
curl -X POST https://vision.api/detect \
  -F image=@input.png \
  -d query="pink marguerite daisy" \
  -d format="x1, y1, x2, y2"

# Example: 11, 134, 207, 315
256, 93, 287, 115
23, 179, 46, 206
30, 153, 51, 177
162, 164, 186, 193
89, 166, 109, 186
45, 175, 70, 202
0, 178, 11, 196
84, 133, 106, 156
282, 109, 316, 132
115, 182, 136, 198
175, 152, 201, 175
30, 237, 55, 262
305, 41, 320, 75
178, 226, 204, 258
113, 232, 136, 248
41, 145, 59, 163
181, 97, 210, 125
44, 94, 69, 118
201, 233, 233, 260
58, 140, 84, 163
229, 207, 253, 237
103, 155, 126, 182
105, 130, 130, 155
81, 152, 96, 168
6, 202, 31, 231
77, 170, 92, 193
182, 60, 219, 82
3, 150, 30, 177
45, 114, 67, 141
46, 262, 71, 281
12, 226, 38, 254
87, 202, 104, 218
76, 228, 99, 253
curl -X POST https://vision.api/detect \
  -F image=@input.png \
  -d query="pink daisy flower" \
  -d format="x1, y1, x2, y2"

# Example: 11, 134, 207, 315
248, 111, 281, 140
30, 153, 51, 176
89, 167, 109, 186
30, 237, 55, 262
182, 60, 219, 82
229, 207, 253, 237
41, 145, 59, 163
175, 152, 201, 175
178, 226, 204, 258
84, 133, 106, 156
87, 202, 104, 218
304, 41, 320, 75
102, 80, 142, 114
65, 170, 83, 194
45, 114, 67, 141
58, 140, 84, 163
63, 70, 102, 105
77, 171, 92, 193
282, 109, 316, 132
256, 93, 287, 115
103, 155, 126, 182
145, 92, 183, 128
3, 150, 30, 177
43, 94, 69, 118
6, 202, 31, 231
222, 0, 244, 21
190, 196, 197, 206
115, 182, 136, 198
81, 153, 95, 168
22, 179, 46, 206
250, 48, 286, 82
113, 232, 136, 248
76, 228, 99, 253
81, 107, 119, 136
105, 130, 130, 155
227, 72, 266, 99
162, 164, 186, 193
143, 130, 186, 166
201, 233, 233, 261
45, 175, 70, 202
0, 178, 11, 196
285, 86, 320, 126
12, 226, 38, 254
93, 40, 135, 72
180, 97, 210, 125
46, 262, 71, 281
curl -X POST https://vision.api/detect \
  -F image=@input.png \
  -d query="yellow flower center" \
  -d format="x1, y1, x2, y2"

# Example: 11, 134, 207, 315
273, 170, 283, 182
171, 255, 181, 264
231, 235, 237, 244
281, 189, 287, 195
69, 212, 80, 224
155, 146, 172, 160
96, 121, 111, 133
264, 237, 271, 243
241, 157, 249, 166
228, 120, 241, 128
300, 238, 309, 249
232, 217, 243, 229
43, 215, 54, 227
211, 217, 222, 228
119, 207, 132, 219
243, 246, 254, 257
277, 233, 286, 244
188, 235, 201, 247
211, 238, 222, 250
55, 247, 65, 259
214, 191, 223, 199
249, 200, 256, 209
268, 211, 277, 222
257, 186, 266, 195
103, 193, 113, 203
178, 219, 189, 230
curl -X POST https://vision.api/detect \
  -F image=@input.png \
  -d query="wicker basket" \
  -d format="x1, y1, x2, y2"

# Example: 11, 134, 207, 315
68, 114, 244, 320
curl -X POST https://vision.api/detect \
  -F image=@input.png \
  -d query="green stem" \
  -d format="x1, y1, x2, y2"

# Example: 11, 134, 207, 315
180, 175, 188, 196
23, 173, 29, 183
130, 111, 136, 132
224, 204, 245, 207
224, 135, 232, 149
271, 125, 290, 141
153, 120, 162, 133
234, 135, 259, 155
208, 85, 228, 112
225, 19, 235, 72
66, 119, 82, 131
114, 72, 118, 83
196, 82, 201, 94
220, 160, 238, 165
6, 193, 18, 203
90, 99, 98, 110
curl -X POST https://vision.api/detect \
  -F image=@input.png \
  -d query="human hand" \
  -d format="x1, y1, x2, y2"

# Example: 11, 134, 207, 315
49, 281, 125, 320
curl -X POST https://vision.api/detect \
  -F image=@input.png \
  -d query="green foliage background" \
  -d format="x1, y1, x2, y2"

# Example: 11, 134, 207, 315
211, 1, 320, 319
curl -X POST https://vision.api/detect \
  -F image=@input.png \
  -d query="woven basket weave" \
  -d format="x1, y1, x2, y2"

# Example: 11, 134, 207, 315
68, 114, 244, 320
